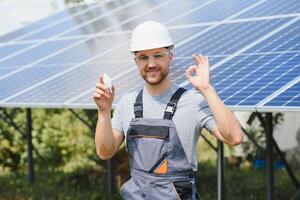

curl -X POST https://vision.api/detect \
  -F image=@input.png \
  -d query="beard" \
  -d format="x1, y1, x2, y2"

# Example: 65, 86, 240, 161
141, 68, 169, 85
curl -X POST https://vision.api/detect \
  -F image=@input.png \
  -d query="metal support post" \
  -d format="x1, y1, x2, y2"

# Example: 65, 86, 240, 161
107, 158, 115, 195
217, 140, 225, 200
265, 113, 274, 200
26, 108, 34, 183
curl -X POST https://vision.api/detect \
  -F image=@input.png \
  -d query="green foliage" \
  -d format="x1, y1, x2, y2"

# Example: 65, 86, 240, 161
32, 109, 96, 172
0, 109, 297, 200
0, 161, 298, 200
241, 112, 284, 160
0, 167, 120, 200
0, 108, 98, 172
0, 108, 26, 172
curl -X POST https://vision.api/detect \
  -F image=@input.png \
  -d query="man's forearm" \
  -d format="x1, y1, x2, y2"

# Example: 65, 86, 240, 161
200, 85, 243, 144
95, 109, 116, 159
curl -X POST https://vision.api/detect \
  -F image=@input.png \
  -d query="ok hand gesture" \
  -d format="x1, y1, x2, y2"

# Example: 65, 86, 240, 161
185, 54, 211, 93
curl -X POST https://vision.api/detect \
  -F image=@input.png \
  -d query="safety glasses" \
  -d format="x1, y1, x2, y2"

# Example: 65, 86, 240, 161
134, 51, 171, 64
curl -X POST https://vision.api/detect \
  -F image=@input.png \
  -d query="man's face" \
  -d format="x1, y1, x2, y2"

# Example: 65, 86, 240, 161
134, 47, 173, 85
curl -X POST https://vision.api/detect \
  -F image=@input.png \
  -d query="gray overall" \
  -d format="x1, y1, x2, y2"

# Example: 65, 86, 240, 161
120, 88, 200, 200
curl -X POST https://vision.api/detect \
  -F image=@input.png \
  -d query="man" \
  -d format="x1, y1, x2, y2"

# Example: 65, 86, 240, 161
93, 21, 243, 199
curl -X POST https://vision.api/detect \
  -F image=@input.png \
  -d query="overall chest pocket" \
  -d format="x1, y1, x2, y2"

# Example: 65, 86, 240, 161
127, 124, 169, 173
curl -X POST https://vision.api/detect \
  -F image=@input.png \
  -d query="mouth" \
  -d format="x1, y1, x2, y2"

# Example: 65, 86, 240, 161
146, 67, 160, 73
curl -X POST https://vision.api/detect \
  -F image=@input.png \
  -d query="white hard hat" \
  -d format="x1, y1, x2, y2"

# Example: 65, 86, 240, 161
130, 21, 174, 52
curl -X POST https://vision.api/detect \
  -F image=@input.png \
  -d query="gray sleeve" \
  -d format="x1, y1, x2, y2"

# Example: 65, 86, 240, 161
111, 97, 124, 133
198, 102, 216, 133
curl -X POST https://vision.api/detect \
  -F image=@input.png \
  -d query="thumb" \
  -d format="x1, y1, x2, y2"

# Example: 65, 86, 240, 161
111, 85, 116, 95
99, 74, 104, 83
185, 65, 196, 81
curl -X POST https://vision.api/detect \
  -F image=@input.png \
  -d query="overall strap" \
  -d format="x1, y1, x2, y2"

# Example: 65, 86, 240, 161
163, 87, 187, 120
134, 90, 143, 118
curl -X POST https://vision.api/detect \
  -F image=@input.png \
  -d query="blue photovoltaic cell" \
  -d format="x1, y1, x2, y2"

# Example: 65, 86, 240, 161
170, 26, 209, 45
106, 1, 209, 32
18, 2, 120, 41
237, 0, 300, 19
245, 20, 300, 53
60, 0, 183, 38
7, 61, 137, 103
176, 53, 300, 107
264, 81, 300, 107
0, 38, 80, 67
0, 68, 17, 76
38, 34, 130, 65
168, 0, 258, 25
0, 4, 92, 43
59, 0, 156, 38
174, 18, 289, 57
212, 53, 300, 106
0, 43, 33, 59
0, 65, 70, 100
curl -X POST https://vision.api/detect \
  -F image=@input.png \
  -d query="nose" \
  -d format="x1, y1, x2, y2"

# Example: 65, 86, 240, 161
147, 56, 156, 67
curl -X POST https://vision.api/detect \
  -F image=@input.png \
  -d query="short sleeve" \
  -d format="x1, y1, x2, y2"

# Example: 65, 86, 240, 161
111, 97, 124, 134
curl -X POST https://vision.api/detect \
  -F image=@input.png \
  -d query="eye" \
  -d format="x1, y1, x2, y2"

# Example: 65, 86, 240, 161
138, 55, 148, 61
153, 54, 163, 59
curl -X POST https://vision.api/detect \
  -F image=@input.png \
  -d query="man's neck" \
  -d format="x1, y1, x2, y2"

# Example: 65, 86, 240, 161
145, 78, 172, 96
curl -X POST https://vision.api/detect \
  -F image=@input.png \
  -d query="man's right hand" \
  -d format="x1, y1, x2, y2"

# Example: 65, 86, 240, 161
93, 74, 115, 112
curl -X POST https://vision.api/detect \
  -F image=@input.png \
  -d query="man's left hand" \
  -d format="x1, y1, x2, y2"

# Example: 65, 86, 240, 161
186, 54, 211, 93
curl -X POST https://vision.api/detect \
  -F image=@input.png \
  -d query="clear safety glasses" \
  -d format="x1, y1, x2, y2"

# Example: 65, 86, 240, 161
134, 51, 171, 64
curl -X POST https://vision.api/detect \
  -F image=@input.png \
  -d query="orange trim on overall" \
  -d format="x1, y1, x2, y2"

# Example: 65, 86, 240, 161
154, 159, 168, 174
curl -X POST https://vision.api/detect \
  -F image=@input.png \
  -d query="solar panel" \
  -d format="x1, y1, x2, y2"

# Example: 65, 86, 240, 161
0, 3, 99, 43
0, 0, 299, 112
173, 18, 289, 57
236, 0, 300, 19
0, 43, 33, 59
0, 38, 80, 67
257, 77, 300, 111
168, 0, 259, 25
24, 0, 141, 40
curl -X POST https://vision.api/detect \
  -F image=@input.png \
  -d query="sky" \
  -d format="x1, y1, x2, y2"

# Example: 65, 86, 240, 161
0, 0, 95, 37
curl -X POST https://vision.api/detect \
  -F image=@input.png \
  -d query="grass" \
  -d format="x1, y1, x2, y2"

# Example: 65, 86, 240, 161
0, 162, 299, 200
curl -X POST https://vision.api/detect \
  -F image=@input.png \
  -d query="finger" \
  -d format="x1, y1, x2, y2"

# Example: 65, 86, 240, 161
187, 65, 199, 73
93, 92, 101, 98
204, 56, 208, 62
103, 91, 113, 99
96, 88, 105, 95
185, 69, 192, 78
198, 54, 206, 63
99, 74, 104, 84
185, 69, 195, 83
204, 56, 209, 64
185, 65, 197, 77
192, 54, 202, 65
96, 83, 107, 90
111, 85, 116, 95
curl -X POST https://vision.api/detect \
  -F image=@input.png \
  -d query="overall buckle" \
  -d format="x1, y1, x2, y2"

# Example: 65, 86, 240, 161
165, 102, 177, 115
